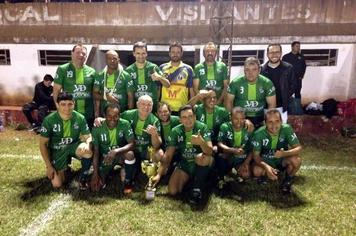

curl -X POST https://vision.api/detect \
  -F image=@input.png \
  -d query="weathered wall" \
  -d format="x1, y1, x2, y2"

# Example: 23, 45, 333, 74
0, 0, 355, 44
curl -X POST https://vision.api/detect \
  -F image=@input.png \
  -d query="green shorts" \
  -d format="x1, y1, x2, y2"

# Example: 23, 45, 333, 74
262, 157, 284, 170
99, 155, 122, 179
177, 160, 196, 177
50, 142, 81, 171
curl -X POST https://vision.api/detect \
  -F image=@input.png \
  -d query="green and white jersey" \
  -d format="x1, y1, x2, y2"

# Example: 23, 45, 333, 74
92, 118, 134, 156
194, 61, 228, 99
167, 121, 211, 164
121, 109, 161, 153
195, 104, 230, 143
54, 62, 96, 118
227, 75, 275, 117
40, 111, 90, 151
251, 124, 300, 159
125, 61, 162, 108
218, 121, 251, 158
160, 115, 180, 148
94, 69, 134, 113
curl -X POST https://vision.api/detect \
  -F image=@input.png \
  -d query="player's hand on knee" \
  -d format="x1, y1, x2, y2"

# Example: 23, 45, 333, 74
46, 165, 56, 180
266, 166, 278, 181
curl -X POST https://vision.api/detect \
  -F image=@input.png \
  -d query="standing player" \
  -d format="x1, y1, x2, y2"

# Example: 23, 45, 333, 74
225, 57, 276, 128
193, 42, 229, 106
93, 50, 134, 117
39, 92, 92, 189
152, 105, 213, 205
251, 109, 302, 193
53, 44, 96, 127
125, 41, 170, 111
160, 42, 195, 114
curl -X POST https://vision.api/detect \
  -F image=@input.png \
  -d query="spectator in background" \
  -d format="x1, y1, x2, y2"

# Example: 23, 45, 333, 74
22, 74, 55, 131
261, 44, 295, 123
282, 41, 307, 114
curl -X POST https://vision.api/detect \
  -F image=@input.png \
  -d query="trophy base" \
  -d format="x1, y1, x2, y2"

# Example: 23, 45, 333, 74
145, 188, 156, 201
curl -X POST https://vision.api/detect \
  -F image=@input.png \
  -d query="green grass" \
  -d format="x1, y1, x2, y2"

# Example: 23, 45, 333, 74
0, 130, 355, 235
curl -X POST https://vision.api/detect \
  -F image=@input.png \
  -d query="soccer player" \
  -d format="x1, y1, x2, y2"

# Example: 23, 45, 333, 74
217, 107, 253, 185
93, 50, 134, 117
53, 44, 96, 127
39, 92, 92, 189
251, 108, 302, 193
188, 87, 230, 147
90, 104, 135, 192
120, 95, 163, 193
156, 102, 180, 149
225, 57, 276, 128
193, 42, 229, 106
152, 105, 213, 204
125, 41, 170, 111
160, 42, 195, 114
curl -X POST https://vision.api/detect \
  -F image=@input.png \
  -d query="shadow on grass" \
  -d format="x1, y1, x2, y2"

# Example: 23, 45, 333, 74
217, 175, 308, 209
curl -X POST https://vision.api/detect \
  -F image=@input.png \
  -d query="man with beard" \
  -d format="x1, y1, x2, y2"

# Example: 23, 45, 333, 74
193, 42, 229, 106
120, 95, 163, 193
225, 57, 276, 128
152, 105, 213, 205
261, 44, 295, 122
90, 104, 135, 192
160, 42, 195, 115
156, 102, 181, 149
251, 109, 302, 193
53, 44, 96, 127
93, 50, 134, 117
125, 41, 170, 111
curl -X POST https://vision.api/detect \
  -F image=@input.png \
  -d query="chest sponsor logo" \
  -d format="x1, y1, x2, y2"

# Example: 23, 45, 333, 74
245, 101, 259, 108
168, 88, 182, 99
58, 137, 73, 146
206, 80, 217, 87
137, 85, 148, 92
74, 84, 87, 93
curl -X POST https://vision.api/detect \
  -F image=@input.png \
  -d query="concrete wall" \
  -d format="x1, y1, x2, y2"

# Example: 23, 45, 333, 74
0, 0, 355, 44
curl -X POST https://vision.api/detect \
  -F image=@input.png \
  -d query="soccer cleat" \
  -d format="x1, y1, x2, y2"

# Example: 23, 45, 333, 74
257, 177, 268, 185
123, 180, 133, 194
189, 188, 202, 205
281, 176, 294, 194
79, 180, 89, 191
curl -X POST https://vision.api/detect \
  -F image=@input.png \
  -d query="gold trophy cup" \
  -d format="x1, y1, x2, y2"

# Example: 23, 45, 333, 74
141, 147, 159, 200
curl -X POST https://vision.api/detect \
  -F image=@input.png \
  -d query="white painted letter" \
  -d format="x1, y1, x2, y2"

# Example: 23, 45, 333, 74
155, 5, 174, 21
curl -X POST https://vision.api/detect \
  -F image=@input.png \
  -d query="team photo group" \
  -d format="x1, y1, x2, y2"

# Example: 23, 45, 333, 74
33, 40, 306, 205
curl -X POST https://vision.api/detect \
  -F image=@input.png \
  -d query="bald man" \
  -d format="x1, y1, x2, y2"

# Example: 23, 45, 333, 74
94, 50, 134, 117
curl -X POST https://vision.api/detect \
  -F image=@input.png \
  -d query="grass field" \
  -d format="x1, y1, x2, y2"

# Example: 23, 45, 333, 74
0, 129, 355, 236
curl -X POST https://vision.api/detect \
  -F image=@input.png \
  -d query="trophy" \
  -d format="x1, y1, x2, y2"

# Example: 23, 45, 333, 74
141, 146, 159, 200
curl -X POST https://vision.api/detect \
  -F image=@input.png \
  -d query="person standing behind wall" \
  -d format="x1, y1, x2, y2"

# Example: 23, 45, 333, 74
282, 41, 306, 114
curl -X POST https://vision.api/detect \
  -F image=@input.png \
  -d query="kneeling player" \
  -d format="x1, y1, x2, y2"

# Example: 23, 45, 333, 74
153, 105, 213, 204
217, 107, 253, 187
251, 109, 302, 193
90, 104, 135, 192
39, 92, 92, 189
